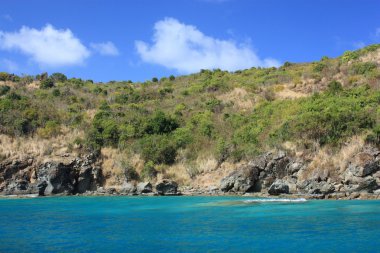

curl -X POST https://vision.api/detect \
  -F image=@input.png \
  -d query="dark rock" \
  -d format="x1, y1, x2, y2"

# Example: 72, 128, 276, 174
220, 164, 259, 192
137, 182, 152, 194
297, 180, 335, 195
268, 179, 289, 195
156, 180, 178, 195
37, 181, 48, 196
76, 166, 94, 193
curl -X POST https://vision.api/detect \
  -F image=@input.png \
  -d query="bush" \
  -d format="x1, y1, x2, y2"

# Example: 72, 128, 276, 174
0, 72, 10, 81
141, 161, 157, 179
50, 73, 67, 82
138, 135, 177, 164
37, 120, 60, 138
144, 111, 179, 135
169, 75, 175, 81
172, 127, 193, 148
327, 80, 343, 94
341, 50, 359, 63
0, 85, 10, 95
351, 62, 377, 75
40, 78, 54, 89
52, 89, 61, 97
152, 77, 158, 82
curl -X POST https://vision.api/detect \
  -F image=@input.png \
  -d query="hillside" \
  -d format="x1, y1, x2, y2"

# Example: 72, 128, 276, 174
1, 44, 380, 198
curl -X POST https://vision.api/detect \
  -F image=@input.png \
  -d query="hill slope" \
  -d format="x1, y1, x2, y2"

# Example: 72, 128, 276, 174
1, 44, 380, 198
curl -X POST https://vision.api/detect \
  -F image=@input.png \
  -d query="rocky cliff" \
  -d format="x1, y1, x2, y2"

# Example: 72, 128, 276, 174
1, 146, 379, 199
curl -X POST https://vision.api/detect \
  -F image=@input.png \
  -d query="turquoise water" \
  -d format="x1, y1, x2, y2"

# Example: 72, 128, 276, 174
0, 196, 379, 252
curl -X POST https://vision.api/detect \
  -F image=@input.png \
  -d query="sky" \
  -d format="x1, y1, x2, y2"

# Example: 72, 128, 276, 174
0, 0, 379, 82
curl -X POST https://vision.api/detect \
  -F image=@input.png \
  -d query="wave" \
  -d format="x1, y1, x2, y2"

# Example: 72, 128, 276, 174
243, 198, 307, 203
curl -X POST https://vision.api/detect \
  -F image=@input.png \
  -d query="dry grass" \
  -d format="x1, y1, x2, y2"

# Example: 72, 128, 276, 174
359, 48, 380, 63
0, 127, 84, 164
217, 87, 254, 111
100, 148, 144, 188
297, 135, 365, 181
275, 87, 308, 99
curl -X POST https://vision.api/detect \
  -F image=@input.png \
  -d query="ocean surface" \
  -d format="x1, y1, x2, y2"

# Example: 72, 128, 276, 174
0, 196, 379, 253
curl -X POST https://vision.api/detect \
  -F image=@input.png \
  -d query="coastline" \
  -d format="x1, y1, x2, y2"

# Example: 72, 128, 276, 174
2, 190, 380, 200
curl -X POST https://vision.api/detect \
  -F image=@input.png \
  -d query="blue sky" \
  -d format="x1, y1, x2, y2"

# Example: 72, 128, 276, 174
0, 0, 379, 82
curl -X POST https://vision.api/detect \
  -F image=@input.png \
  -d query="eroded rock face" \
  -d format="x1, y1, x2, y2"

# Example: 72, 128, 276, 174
297, 180, 335, 195
220, 151, 293, 193
0, 153, 102, 196
156, 180, 178, 195
268, 179, 289, 195
119, 182, 136, 195
220, 164, 259, 193
137, 182, 152, 194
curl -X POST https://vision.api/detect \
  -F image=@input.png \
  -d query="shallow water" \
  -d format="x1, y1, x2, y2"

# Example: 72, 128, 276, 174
0, 196, 379, 252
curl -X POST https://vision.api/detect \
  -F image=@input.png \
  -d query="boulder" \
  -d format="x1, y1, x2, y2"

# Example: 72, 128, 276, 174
297, 180, 335, 195
268, 179, 289, 195
156, 180, 178, 195
136, 182, 152, 194
119, 182, 136, 194
345, 177, 379, 193
220, 164, 259, 192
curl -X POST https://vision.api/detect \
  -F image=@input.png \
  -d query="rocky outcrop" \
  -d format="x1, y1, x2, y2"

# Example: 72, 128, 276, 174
156, 180, 178, 195
0, 153, 102, 196
136, 182, 152, 194
297, 180, 335, 195
119, 182, 136, 195
220, 164, 259, 193
268, 179, 289, 195
220, 151, 292, 193
220, 148, 380, 198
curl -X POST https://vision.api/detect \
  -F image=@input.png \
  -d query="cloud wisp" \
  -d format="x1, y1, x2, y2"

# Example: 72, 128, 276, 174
90, 41, 119, 56
135, 18, 280, 73
0, 24, 90, 67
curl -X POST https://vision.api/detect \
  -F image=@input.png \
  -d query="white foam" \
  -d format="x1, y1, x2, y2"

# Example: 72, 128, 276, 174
243, 198, 307, 203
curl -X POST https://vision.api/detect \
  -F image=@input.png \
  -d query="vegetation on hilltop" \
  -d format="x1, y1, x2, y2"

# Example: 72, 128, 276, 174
0, 44, 380, 181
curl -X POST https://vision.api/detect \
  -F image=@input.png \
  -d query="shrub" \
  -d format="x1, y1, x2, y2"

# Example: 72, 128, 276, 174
37, 120, 60, 138
0, 72, 10, 81
141, 161, 157, 179
0, 85, 11, 95
172, 127, 193, 148
313, 62, 327, 72
152, 77, 158, 82
40, 78, 54, 89
341, 50, 359, 63
169, 75, 175, 81
351, 62, 377, 75
144, 111, 179, 135
50, 73, 67, 82
138, 135, 177, 164
327, 80, 343, 94
52, 89, 61, 97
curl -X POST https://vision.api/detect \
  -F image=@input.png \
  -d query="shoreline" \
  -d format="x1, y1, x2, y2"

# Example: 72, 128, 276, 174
1, 191, 380, 200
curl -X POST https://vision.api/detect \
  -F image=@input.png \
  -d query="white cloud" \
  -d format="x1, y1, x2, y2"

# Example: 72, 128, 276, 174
0, 58, 18, 72
90, 41, 119, 56
375, 28, 380, 39
0, 24, 90, 67
135, 18, 280, 73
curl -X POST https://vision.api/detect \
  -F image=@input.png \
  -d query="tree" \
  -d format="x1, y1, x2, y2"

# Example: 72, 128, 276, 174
169, 75, 175, 81
152, 77, 158, 82
50, 73, 67, 82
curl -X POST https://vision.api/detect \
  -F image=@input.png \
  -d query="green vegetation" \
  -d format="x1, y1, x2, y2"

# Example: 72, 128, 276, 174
0, 44, 379, 178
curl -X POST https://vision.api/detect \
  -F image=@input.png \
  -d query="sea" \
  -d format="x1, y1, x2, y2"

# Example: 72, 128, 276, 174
0, 196, 379, 252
